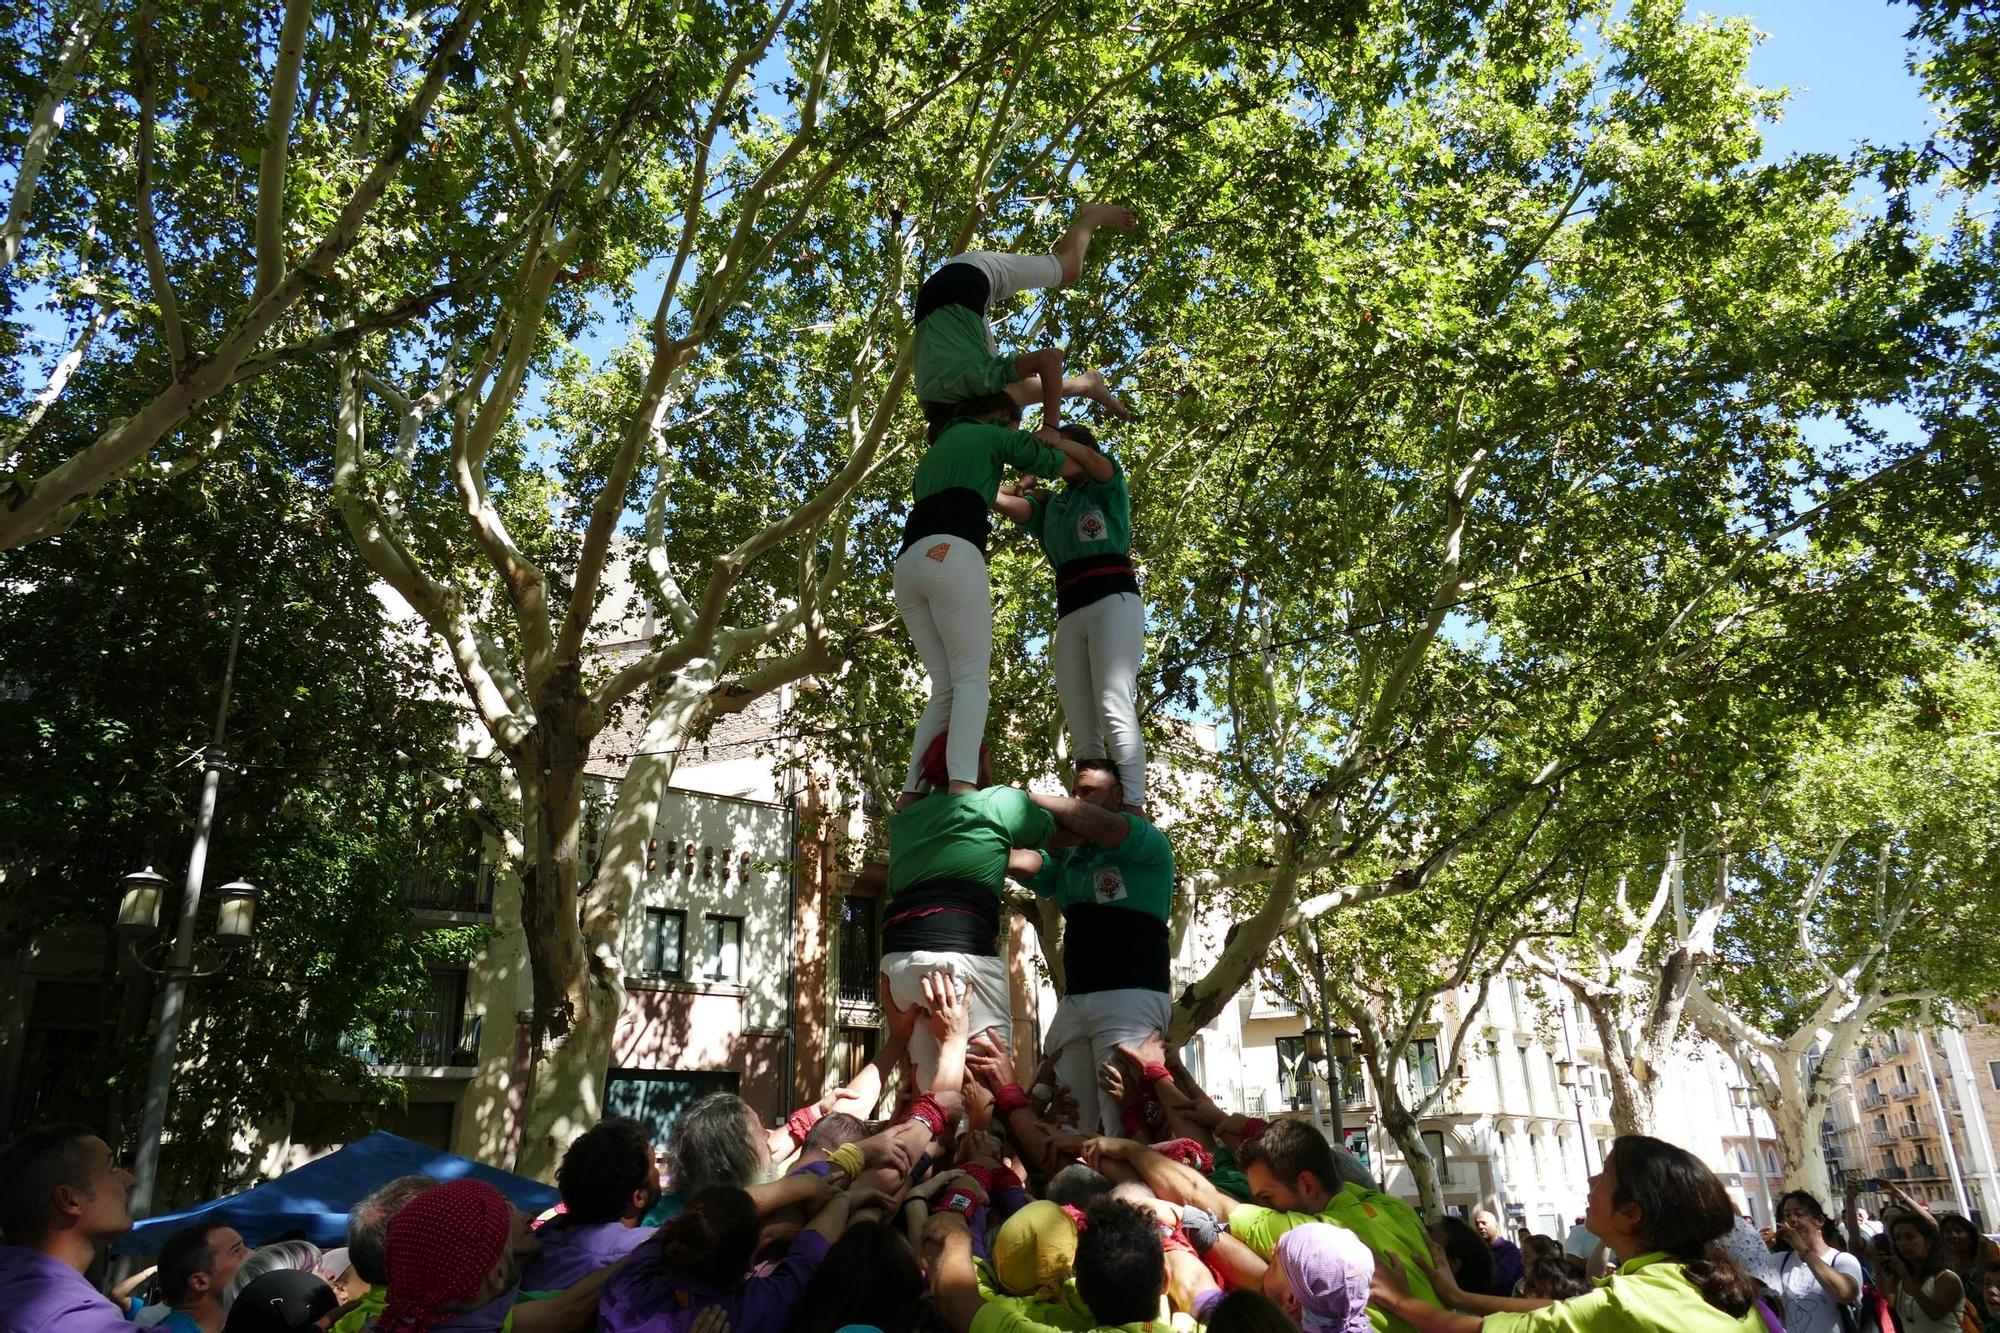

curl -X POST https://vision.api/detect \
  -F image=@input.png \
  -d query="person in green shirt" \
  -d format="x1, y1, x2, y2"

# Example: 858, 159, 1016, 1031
1086, 1118, 1446, 1333
928, 1198, 1218, 1333
1014, 758, 1174, 1135
896, 398, 1109, 797
913, 203, 1137, 431
1369, 1135, 1766, 1332
994, 423, 1148, 815
882, 738, 1130, 1086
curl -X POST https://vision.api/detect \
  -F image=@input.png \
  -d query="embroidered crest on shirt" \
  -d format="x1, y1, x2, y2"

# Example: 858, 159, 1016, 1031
1093, 865, 1127, 902
926, 541, 952, 562
1076, 509, 1107, 543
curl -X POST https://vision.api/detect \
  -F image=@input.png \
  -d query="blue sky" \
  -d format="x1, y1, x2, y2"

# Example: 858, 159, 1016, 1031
1734, 0, 1937, 157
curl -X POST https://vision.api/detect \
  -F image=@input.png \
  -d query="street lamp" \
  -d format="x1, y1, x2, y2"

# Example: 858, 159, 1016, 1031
1303, 1025, 1357, 1145
1730, 1081, 1777, 1226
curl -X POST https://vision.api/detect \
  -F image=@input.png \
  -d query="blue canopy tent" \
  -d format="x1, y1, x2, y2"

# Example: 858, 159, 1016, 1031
116, 1131, 558, 1253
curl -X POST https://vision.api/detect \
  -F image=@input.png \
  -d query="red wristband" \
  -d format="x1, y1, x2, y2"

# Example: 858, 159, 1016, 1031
1143, 1063, 1173, 1086
1239, 1117, 1269, 1142
940, 1186, 979, 1216
786, 1104, 824, 1146
1155, 1137, 1214, 1175
994, 1083, 1033, 1118
905, 1093, 950, 1137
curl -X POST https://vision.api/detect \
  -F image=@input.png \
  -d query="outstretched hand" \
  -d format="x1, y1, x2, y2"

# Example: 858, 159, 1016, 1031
689, 1304, 733, 1333
923, 972, 970, 1042
1372, 1251, 1413, 1305
966, 1032, 1011, 1090
1114, 1032, 1168, 1073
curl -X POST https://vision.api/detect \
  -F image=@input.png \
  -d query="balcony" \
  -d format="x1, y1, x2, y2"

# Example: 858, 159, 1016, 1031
1880, 1165, 1909, 1181
1855, 1049, 1879, 1071
1898, 1123, 1927, 1140
1868, 1129, 1896, 1146
344, 968, 481, 1072
404, 862, 495, 919
1859, 1090, 1890, 1110
1907, 1163, 1947, 1181
1882, 1037, 1909, 1057
1892, 1083, 1922, 1101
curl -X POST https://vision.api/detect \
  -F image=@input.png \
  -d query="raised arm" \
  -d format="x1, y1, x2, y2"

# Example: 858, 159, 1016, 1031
1030, 792, 1129, 848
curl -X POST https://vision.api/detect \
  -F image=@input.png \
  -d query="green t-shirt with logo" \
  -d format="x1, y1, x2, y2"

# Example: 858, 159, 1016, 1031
1030, 814, 1174, 923
889, 788, 1056, 896
1482, 1252, 1764, 1331
1227, 1182, 1441, 1333
1025, 458, 1132, 567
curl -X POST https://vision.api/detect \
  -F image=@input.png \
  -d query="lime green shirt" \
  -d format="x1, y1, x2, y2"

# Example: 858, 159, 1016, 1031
1025, 459, 1133, 566
1483, 1252, 1764, 1331
912, 421, 1067, 505
1031, 815, 1175, 923
888, 788, 1056, 896
916, 306, 1019, 405
1227, 1183, 1441, 1333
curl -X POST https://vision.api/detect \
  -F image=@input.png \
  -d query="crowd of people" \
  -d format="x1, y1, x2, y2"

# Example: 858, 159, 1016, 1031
8, 963, 1962, 1333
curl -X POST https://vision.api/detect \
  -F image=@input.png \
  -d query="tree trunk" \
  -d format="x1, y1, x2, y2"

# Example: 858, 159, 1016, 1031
515, 972, 624, 1179
1575, 990, 1658, 1136
1171, 852, 1304, 1040
1382, 1102, 1445, 1218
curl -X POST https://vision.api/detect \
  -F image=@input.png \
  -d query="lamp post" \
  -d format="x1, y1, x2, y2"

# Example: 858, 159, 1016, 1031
1555, 1058, 1596, 1180
1730, 1082, 1776, 1226
121, 619, 258, 1221
1303, 1024, 1357, 1145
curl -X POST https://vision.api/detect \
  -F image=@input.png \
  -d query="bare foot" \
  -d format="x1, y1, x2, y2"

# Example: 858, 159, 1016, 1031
1078, 367, 1131, 419
1079, 201, 1138, 231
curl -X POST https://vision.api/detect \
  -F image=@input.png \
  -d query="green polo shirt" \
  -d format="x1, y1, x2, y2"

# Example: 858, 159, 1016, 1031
1031, 816, 1174, 923
889, 788, 1056, 897
912, 421, 1067, 506
1025, 459, 1132, 566
1227, 1183, 1441, 1333
917, 306, 1019, 405
1483, 1252, 1764, 1331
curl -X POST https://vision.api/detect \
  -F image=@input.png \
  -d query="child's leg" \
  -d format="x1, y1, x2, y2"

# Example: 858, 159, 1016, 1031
894, 545, 956, 792
1006, 363, 1130, 420
1051, 608, 1106, 768
1089, 592, 1147, 810
922, 538, 994, 788
1053, 202, 1138, 286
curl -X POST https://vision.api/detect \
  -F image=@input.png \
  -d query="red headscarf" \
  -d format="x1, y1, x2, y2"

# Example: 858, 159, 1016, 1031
920, 732, 988, 788
379, 1177, 514, 1333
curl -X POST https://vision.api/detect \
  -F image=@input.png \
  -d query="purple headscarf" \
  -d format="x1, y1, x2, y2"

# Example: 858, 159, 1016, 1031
1275, 1223, 1374, 1333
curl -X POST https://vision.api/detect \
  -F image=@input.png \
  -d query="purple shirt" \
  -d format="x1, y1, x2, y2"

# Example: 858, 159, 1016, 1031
0, 1245, 132, 1333
598, 1229, 831, 1333
1489, 1237, 1525, 1295
521, 1220, 655, 1291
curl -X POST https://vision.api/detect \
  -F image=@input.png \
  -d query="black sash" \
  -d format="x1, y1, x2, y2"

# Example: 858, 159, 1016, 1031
899, 487, 991, 558
1062, 901, 1170, 993
883, 878, 1001, 956
1055, 552, 1140, 617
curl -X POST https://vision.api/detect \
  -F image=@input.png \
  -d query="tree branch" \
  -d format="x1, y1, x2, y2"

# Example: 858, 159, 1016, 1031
133, 3, 186, 374
1, 0, 107, 273
255, 0, 314, 298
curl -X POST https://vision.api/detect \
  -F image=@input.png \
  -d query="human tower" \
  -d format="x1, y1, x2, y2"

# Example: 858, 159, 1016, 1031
883, 202, 1179, 1135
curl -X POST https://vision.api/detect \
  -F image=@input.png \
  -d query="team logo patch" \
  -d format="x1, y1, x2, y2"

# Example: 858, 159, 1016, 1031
1076, 509, 1107, 543
926, 541, 952, 562
1093, 865, 1127, 902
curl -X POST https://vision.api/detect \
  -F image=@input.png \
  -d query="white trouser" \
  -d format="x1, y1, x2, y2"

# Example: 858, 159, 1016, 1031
1045, 988, 1174, 1136
949, 251, 1065, 350
895, 535, 992, 789
880, 951, 1012, 1090
1052, 592, 1147, 807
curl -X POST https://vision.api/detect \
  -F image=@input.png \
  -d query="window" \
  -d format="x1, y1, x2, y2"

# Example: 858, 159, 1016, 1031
641, 908, 686, 979
837, 896, 879, 1004
1874, 1115, 1888, 1133
1916, 1144, 1930, 1166
1410, 1038, 1442, 1092
834, 1026, 878, 1085
1276, 1037, 1311, 1109
1421, 1130, 1450, 1184
703, 914, 743, 983
1989, 1060, 2000, 1092
1517, 1046, 1538, 1110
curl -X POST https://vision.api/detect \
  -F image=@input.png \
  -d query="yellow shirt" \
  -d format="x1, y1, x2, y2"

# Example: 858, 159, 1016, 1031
1483, 1252, 1765, 1332
1226, 1183, 1440, 1333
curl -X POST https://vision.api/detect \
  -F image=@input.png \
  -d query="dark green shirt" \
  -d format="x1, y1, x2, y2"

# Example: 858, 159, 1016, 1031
1030, 814, 1174, 922
889, 788, 1056, 897
912, 421, 1067, 506
915, 305, 1018, 405
1025, 458, 1132, 566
